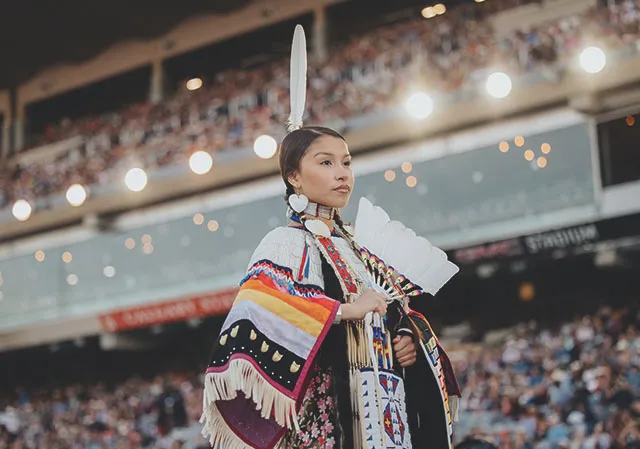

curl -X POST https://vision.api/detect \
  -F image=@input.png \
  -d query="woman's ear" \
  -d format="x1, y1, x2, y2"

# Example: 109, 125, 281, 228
288, 171, 301, 190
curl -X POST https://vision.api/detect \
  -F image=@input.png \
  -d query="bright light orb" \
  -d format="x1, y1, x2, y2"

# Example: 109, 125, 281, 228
66, 184, 87, 207
12, 199, 32, 221
189, 151, 213, 175
579, 47, 606, 74
124, 168, 148, 192
186, 78, 203, 91
421, 7, 436, 18
486, 72, 512, 99
406, 92, 434, 119
66, 274, 78, 286
253, 135, 278, 159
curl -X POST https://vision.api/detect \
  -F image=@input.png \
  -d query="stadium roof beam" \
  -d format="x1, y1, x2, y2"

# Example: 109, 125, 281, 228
17, 0, 342, 106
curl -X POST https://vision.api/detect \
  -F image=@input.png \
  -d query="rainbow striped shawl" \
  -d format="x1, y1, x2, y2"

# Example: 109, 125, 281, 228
200, 259, 339, 449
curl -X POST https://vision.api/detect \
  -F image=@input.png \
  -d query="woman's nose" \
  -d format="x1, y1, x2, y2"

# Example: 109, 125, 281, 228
336, 167, 350, 180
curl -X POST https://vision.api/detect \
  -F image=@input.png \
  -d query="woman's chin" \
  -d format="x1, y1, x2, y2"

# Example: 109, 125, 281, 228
314, 192, 350, 209
328, 198, 350, 209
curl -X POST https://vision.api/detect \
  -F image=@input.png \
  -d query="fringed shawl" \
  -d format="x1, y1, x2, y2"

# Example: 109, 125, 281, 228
200, 252, 339, 449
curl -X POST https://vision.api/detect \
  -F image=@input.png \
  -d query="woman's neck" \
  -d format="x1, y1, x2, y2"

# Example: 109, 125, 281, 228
302, 201, 335, 220
299, 201, 336, 232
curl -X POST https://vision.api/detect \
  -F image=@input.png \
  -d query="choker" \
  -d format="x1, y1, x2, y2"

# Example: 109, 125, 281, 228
302, 202, 336, 220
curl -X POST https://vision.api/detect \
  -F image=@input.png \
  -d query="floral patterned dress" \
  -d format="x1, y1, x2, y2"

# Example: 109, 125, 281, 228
279, 364, 341, 449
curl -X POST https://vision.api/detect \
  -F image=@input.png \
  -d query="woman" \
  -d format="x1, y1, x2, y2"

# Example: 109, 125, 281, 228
200, 126, 460, 449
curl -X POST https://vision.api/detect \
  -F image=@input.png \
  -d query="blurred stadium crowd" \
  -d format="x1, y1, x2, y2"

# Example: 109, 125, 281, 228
457, 306, 640, 449
0, 374, 207, 449
2, 0, 640, 208
1, 307, 639, 449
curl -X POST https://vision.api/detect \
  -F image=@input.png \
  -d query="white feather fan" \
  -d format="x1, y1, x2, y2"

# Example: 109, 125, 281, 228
353, 197, 459, 296
287, 25, 307, 132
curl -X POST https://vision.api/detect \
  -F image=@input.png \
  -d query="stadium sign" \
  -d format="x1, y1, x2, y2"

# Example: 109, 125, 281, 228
524, 224, 599, 254
98, 288, 237, 332
452, 212, 640, 265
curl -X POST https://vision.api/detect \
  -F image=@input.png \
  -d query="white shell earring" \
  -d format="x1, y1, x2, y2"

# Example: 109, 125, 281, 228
288, 193, 309, 213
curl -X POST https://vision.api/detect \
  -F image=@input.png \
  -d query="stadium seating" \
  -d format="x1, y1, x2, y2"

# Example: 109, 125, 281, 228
2, 0, 639, 216
1, 307, 637, 448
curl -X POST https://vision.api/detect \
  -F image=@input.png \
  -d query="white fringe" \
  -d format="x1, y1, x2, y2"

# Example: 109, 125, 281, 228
200, 402, 253, 449
449, 395, 460, 423
200, 358, 299, 447
350, 368, 364, 449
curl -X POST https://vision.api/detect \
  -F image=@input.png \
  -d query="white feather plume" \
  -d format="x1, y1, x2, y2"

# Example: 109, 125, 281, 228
353, 197, 459, 296
287, 25, 307, 132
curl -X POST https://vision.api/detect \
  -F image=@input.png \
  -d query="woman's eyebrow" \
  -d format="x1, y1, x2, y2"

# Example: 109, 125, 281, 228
313, 151, 351, 158
313, 152, 335, 158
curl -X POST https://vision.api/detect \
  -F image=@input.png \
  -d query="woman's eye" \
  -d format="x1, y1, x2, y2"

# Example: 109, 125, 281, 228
321, 160, 332, 166
343, 161, 352, 167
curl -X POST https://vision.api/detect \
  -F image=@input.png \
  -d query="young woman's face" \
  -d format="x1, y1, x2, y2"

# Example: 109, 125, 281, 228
288, 135, 354, 209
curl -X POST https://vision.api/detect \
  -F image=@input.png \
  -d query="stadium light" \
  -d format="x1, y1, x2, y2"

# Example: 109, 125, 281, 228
433, 4, 446, 15
12, 199, 32, 221
406, 92, 434, 119
124, 168, 148, 192
579, 46, 606, 74
421, 7, 436, 18
486, 72, 512, 99
186, 78, 203, 91
189, 151, 213, 175
66, 184, 87, 207
253, 135, 278, 159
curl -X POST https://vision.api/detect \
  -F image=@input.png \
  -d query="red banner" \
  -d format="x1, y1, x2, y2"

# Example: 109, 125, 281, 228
98, 288, 238, 332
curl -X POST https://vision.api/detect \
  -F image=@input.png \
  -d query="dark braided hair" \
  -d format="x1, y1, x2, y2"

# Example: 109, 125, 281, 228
333, 210, 354, 241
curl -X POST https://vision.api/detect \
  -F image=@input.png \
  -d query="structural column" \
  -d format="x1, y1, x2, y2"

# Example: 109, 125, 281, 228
149, 58, 165, 105
1, 116, 10, 157
14, 100, 25, 152
313, 5, 328, 62
0, 90, 12, 157
0, 91, 9, 157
